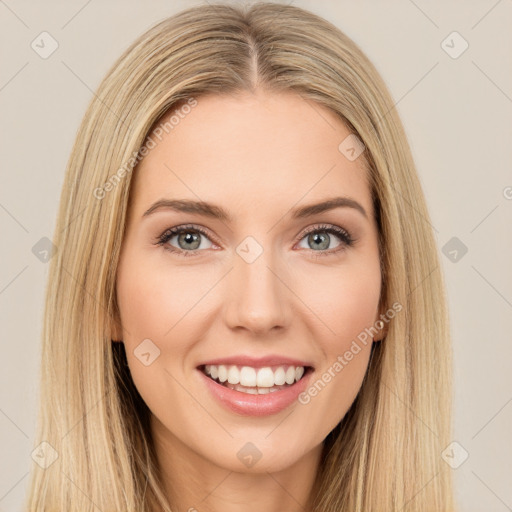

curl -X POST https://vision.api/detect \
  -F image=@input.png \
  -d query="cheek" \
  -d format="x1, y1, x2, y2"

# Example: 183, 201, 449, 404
331, 273, 381, 343
115, 258, 190, 422
293, 254, 381, 346
116, 250, 206, 340
115, 250, 214, 403
292, 256, 380, 418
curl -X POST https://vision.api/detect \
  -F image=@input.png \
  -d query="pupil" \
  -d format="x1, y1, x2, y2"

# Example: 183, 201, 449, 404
310, 232, 329, 250
179, 231, 200, 250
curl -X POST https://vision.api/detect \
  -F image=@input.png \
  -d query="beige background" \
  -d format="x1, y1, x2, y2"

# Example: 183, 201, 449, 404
1, 1, 511, 510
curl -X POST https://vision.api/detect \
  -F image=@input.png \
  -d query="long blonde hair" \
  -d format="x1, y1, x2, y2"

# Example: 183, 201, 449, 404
25, 2, 454, 511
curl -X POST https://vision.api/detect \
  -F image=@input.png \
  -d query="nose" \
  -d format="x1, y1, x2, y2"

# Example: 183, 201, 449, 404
223, 244, 291, 335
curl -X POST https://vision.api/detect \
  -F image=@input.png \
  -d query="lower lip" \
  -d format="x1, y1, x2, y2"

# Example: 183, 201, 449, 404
198, 368, 313, 417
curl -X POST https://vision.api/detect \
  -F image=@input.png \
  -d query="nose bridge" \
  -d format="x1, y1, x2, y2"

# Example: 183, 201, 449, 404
225, 236, 290, 333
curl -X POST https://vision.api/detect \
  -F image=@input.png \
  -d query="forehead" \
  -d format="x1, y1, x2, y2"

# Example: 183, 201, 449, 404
131, 91, 372, 221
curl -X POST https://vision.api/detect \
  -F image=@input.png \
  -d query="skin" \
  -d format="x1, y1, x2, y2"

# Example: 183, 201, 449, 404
112, 89, 386, 512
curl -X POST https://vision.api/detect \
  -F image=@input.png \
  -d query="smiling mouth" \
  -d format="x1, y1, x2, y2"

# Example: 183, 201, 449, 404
198, 364, 313, 395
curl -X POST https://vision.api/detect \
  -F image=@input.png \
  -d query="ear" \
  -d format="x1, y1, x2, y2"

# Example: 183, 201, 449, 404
373, 324, 387, 342
372, 305, 389, 342
110, 308, 124, 342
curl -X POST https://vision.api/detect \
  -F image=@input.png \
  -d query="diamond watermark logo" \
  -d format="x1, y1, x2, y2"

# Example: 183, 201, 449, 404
134, 338, 161, 366
441, 441, 469, 469
442, 236, 468, 263
31, 441, 59, 469
441, 31, 469, 59
237, 442, 262, 468
338, 134, 365, 161
236, 236, 263, 264
31, 31, 59, 59
32, 237, 58, 263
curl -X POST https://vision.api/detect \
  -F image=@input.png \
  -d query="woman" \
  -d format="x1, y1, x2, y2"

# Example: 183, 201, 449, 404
26, 2, 455, 511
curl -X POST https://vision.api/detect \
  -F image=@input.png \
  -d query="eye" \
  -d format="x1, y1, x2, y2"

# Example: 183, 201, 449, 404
155, 223, 355, 258
295, 224, 354, 257
156, 224, 217, 257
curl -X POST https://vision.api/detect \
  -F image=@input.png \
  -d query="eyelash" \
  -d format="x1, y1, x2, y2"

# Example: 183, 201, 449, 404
155, 223, 355, 259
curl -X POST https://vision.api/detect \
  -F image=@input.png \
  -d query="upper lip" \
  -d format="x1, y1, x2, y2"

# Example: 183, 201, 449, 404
197, 355, 314, 369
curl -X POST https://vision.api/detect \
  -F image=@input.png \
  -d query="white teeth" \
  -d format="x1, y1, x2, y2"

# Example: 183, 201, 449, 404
256, 367, 275, 387
217, 365, 228, 383
285, 366, 296, 384
227, 365, 240, 384
240, 366, 257, 387
202, 364, 307, 388
274, 367, 286, 386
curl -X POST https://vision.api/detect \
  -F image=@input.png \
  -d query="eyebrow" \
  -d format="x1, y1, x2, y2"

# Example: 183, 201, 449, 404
142, 196, 368, 221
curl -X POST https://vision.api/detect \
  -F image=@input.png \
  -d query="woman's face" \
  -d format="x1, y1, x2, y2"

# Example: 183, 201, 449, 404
114, 90, 383, 474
